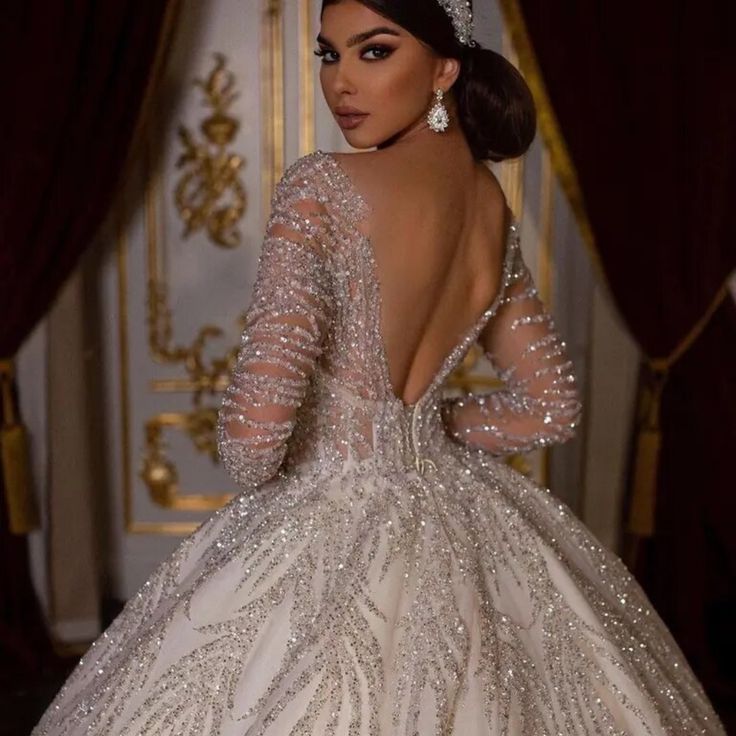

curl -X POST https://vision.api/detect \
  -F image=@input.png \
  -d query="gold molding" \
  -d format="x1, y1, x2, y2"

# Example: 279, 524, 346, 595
499, 27, 525, 216
299, 0, 316, 155
538, 150, 555, 305
498, 25, 547, 486
118, 4, 289, 535
118, 207, 217, 535
141, 412, 234, 511
261, 0, 285, 222
538, 148, 555, 487
141, 140, 242, 513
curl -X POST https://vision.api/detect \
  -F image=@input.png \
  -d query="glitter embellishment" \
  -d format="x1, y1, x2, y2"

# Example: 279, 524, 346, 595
31, 150, 728, 736
436, 0, 476, 46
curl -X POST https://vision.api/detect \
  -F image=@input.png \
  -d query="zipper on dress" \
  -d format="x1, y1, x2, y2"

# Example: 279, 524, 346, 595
410, 403, 437, 476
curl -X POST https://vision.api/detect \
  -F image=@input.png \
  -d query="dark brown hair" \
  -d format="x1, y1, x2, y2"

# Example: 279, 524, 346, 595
320, 0, 537, 161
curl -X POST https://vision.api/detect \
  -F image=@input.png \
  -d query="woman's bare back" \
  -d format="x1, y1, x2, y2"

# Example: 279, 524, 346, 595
330, 148, 510, 406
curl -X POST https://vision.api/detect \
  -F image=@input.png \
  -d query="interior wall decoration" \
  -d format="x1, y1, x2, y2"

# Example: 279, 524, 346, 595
139, 54, 248, 514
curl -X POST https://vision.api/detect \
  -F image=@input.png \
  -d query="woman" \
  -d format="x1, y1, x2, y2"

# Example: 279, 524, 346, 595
33, 0, 727, 734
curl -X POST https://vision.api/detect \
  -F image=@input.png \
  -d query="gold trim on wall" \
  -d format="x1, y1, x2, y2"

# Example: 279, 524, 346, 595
499, 29, 525, 216
537, 151, 555, 305
498, 25, 552, 485
537, 149, 555, 487
299, 0, 316, 155
261, 0, 285, 221
140, 138, 241, 515
118, 3, 289, 535
118, 203, 224, 535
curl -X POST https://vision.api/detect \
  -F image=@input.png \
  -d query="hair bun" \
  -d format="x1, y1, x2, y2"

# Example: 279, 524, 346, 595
454, 44, 537, 162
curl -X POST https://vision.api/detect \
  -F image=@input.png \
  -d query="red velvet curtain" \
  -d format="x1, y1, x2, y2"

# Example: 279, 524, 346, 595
509, 1, 736, 727
0, 0, 177, 686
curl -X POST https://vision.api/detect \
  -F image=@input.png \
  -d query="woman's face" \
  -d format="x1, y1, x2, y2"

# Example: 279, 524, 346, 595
317, 0, 459, 149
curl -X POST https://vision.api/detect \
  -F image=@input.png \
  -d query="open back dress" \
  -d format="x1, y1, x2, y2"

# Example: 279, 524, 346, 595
32, 150, 727, 735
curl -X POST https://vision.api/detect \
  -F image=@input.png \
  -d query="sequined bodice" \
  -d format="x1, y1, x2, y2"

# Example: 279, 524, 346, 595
216, 150, 582, 491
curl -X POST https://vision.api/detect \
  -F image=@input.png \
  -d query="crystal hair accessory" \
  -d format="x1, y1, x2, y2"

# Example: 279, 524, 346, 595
435, 0, 476, 47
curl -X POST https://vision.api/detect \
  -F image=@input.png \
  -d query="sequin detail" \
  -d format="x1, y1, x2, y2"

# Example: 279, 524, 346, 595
31, 150, 727, 736
440, 244, 583, 456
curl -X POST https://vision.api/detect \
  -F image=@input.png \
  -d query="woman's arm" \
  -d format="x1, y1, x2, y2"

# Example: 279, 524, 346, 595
216, 181, 333, 490
441, 243, 582, 457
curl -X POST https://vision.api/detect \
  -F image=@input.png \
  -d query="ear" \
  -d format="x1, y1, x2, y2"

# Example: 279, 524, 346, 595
435, 56, 461, 89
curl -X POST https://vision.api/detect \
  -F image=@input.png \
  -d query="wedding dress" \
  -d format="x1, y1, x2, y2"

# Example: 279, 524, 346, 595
32, 150, 727, 735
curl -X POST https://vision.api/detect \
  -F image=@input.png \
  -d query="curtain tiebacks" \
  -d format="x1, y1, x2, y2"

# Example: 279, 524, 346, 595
627, 363, 667, 537
626, 283, 730, 538
0, 358, 40, 534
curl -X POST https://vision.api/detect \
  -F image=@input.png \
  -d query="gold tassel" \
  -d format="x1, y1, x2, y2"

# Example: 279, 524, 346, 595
626, 366, 667, 538
0, 358, 40, 534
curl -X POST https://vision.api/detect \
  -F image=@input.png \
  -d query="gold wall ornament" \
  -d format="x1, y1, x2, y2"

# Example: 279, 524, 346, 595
143, 152, 250, 511
175, 52, 246, 248
140, 411, 234, 510
147, 275, 244, 392
117, 1, 297, 533
144, 270, 247, 506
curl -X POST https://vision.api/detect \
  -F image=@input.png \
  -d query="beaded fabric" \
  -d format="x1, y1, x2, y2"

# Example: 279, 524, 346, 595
32, 150, 726, 735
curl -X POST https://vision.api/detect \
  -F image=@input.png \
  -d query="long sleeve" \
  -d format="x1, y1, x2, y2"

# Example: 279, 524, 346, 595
216, 174, 334, 490
441, 243, 582, 457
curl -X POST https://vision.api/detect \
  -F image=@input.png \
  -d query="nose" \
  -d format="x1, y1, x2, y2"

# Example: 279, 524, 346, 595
330, 59, 357, 96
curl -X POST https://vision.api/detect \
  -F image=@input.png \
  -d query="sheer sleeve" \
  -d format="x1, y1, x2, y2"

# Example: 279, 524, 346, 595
441, 240, 582, 457
216, 168, 333, 490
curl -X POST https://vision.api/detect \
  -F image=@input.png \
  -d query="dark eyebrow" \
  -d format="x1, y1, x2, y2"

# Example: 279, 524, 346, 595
316, 26, 401, 48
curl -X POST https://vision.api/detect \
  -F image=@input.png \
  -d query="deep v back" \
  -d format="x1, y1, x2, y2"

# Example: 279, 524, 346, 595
320, 150, 515, 409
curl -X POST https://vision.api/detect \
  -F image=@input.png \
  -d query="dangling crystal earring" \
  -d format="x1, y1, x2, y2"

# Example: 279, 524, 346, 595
427, 88, 449, 133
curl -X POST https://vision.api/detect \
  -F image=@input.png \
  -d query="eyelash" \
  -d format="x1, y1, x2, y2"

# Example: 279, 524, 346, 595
313, 44, 393, 64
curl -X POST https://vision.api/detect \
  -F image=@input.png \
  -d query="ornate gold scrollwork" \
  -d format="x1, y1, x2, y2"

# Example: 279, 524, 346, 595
121, 6, 291, 533
139, 412, 234, 510
147, 276, 244, 394
143, 271, 245, 507
141, 51, 251, 511
175, 52, 246, 248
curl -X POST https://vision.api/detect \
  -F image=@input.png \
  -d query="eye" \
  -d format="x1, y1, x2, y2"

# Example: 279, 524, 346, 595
313, 48, 338, 64
313, 44, 394, 64
361, 44, 393, 60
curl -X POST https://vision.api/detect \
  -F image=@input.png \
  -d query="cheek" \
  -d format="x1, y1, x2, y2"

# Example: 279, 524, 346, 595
367, 64, 430, 120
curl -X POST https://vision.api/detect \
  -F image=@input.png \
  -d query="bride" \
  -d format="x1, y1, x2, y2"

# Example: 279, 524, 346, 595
32, 0, 727, 733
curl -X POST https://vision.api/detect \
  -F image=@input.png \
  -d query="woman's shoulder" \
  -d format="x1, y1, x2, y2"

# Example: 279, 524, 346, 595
272, 150, 372, 230
274, 151, 326, 195
476, 163, 507, 210
318, 149, 505, 206
274, 149, 360, 197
